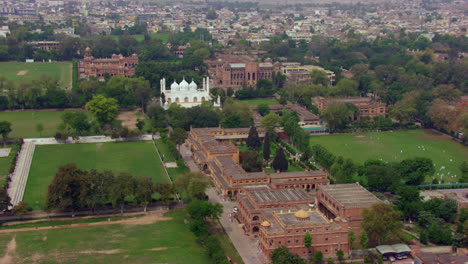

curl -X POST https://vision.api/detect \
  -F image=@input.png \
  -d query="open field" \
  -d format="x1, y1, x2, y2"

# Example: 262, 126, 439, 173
310, 129, 468, 183
0, 210, 211, 264
23, 141, 169, 210
0, 110, 89, 138
0, 144, 19, 184
0, 62, 72, 88
235, 98, 279, 106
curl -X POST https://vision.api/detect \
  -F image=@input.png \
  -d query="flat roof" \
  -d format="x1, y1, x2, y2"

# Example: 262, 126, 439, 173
277, 211, 328, 226
249, 188, 311, 204
319, 183, 381, 208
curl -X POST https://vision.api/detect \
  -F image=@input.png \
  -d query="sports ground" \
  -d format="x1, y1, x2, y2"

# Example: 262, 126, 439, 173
23, 141, 173, 210
0, 210, 210, 264
0, 110, 89, 138
0, 62, 72, 88
310, 129, 468, 183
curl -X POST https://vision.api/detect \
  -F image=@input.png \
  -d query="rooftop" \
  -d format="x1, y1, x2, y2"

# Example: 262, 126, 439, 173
319, 183, 381, 208
276, 210, 328, 226
249, 188, 312, 204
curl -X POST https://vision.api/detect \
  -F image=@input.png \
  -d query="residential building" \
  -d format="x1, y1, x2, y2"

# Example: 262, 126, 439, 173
315, 97, 387, 119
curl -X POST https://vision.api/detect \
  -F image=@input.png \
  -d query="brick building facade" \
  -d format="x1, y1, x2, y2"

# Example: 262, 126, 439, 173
205, 55, 281, 92
78, 47, 138, 79
315, 96, 387, 119
236, 184, 381, 261
186, 127, 329, 197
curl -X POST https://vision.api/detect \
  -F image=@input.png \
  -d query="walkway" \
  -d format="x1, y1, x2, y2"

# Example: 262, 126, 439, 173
7, 134, 158, 208
180, 143, 266, 264
8, 142, 35, 207
207, 188, 267, 264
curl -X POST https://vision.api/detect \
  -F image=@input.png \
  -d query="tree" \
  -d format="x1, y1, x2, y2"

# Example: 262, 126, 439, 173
272, 148, 288, 172
135, 177, 154, 212
362, 203, 403, 246
261, 112, 282, 135
329, 79, 359, 97
360, 230, 369, 249
263, 132, 271, 161
136, 119, 145, 131
314, 251, 324, 264
336, 250, 345, 263
147, 105, 167, 129
395, 186, 423, 220
460, 161, 468, 183
258, 103, 270, 116
304, 232, 312, 249
170, 127, 188, 149
36, 123, 44, 137
0, 121, 12, 146
246, 126, 261, 150
423, 198, 458, 222
12, 201, 29, 217
175, 172, 210, 200
399, 157, 435, 185
187, 200, 223, 220
110, 172, 136, 214
348, 231, 356, 249
310, 70, 330, 86
270, 246, 306, 264
240, 150, 263, 172
321, 102, 353, 132
46, 163, 90, 212
85, 95, 119, 125
0, 187, 11, 211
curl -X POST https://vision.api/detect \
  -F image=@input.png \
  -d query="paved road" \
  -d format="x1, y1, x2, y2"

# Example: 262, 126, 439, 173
180, 144, 266, 264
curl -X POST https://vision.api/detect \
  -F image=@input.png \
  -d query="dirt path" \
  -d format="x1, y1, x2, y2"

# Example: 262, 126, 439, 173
116, 110, 141, 130
0, 236, 16, 264
0, 213, 171, 234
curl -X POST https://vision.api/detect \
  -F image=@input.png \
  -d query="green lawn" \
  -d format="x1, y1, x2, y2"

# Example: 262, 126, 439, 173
0, 62, 72, 88
24, 141, 169, 210
0, 143, 19, 184
310, 129, 468, 183
0, 110, 89, 138
235, 98, 279, 106
0, 210, 210, 264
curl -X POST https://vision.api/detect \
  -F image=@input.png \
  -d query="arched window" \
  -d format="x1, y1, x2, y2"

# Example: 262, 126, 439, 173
184, 97, 189, 103
253, 216, 259, 221
175, 98, 180, 103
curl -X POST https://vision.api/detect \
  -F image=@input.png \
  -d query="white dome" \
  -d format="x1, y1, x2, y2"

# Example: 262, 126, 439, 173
189, 80, 197, 91
171, 81, 179, 91
179, 78, 189, 91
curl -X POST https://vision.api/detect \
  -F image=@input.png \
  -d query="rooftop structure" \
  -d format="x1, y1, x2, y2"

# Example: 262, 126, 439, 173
159, 77, 213, 109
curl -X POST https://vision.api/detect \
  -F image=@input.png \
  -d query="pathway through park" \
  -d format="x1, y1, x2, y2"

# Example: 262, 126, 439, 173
7, 135, 155, 208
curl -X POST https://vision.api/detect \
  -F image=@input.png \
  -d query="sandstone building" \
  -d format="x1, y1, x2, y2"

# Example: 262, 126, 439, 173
187, 127, 329, 197
78, 47, 138, 80
315, 96, 387, 119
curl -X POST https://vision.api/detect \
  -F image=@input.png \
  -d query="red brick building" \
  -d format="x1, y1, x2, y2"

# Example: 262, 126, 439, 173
236, 184, 381, 260
78, 47, 138, 79
205, 55, 281, 92
186, 127, 329, 197
314, 96, 387, 119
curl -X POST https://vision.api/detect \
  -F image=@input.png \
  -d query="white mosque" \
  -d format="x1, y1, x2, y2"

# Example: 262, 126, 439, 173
160, 77, 219, 109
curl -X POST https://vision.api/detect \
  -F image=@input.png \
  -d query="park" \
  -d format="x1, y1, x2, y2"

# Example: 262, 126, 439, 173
0, 62, 72, 89
310, 129, 468, 184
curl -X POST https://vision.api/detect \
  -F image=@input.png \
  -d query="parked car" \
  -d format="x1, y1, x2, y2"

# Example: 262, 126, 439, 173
389, 255, 396, 262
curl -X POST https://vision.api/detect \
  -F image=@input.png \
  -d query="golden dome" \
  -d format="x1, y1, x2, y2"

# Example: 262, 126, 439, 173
294, 209, 309, 219
261, 221, 271, 227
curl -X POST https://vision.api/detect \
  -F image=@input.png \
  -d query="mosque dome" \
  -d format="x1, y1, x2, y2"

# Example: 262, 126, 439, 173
179, 78, 189, 91
261, 221, 271, 227
189, 80, 197, 91
171, 81, 179, 91
294, 209, 309, 219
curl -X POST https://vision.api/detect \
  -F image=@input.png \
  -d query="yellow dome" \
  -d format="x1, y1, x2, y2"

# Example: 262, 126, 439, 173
295, 209, 309, 219
261, 221, 271, 227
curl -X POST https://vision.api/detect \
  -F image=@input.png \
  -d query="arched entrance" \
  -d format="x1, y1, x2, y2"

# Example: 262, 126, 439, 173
252, 226, 259, 233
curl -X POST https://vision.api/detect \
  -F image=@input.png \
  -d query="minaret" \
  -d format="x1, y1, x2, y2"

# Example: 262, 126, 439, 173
206, 76, 210, 91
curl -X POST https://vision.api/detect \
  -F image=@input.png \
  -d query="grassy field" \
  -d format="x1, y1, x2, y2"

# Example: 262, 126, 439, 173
235, 98, 279, 106
0, 144, 19, 184
310, 129, 468, 183
23, 141, 169, 210
0, 110, 89, 138
0, 210, 211, 264
0, 62, 72, 88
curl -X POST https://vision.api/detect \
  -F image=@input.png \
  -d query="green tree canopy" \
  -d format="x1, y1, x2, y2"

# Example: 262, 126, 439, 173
85, 95, 119, 125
